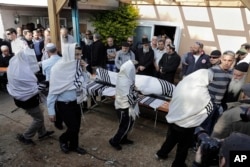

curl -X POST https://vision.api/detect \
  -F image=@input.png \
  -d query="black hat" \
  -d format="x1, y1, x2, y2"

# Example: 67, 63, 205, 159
235, 62, 249, 72
141, 37, 150, 44
121, 42, 129, 47
210, 50, 221, 57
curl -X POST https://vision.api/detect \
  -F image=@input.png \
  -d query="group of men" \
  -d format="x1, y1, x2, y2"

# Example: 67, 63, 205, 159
2, 24, 250, 167
3, 25, 91, 155
81, 32, 181, 84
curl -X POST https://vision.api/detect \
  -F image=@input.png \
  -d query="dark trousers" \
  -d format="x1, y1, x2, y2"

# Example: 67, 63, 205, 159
54, 104, 63, 127
201, 104, 220, 136
56, 101, 81, 149
112, 108, 134, 144
157, 124, 195, 167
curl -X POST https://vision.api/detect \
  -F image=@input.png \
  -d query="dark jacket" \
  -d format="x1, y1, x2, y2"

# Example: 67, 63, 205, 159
159, 52, 181, 84
0, 54, 13, 67
91, 40, 106, 68
183, 52, 211, 76
136, 47, 155, 76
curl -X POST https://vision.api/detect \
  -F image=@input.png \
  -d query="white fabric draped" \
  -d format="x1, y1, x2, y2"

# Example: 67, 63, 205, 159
7, 49, 38, 101
49, 43, 77, 95
166, 69, 213, 128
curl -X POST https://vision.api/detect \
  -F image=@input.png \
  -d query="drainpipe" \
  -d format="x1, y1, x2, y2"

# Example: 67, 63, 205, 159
70, 0, 80, 44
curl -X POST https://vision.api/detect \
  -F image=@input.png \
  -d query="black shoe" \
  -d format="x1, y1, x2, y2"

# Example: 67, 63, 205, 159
16, 134, 35, 145
38, 131, 55, 140
54, 123, 63, 130
60, 142, 69, 154
120, 139, 134, 145
109, 139, 122, 150
155, 153, 168, 160
70, 147, 87, 155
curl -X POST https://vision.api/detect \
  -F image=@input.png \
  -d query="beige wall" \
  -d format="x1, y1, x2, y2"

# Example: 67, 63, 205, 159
135, 5, 250, 56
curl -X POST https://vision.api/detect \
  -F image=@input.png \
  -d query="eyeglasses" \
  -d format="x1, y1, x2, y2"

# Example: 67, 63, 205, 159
127, 40, 133, 43
210, 56, 219, 59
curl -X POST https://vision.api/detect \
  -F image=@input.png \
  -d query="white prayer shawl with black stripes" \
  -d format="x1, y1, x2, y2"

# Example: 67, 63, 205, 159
95, 68, 175, 97
49, 43, 82, 95
166, 69, 214, 128
115, 60, 139, 120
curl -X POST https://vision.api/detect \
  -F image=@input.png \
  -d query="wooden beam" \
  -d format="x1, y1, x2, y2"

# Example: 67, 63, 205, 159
47, 0, 60, 51
56, 0, 68, 14
241, 0, 250, 10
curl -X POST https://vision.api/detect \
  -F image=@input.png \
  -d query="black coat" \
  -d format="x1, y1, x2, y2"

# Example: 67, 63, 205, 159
91, 40, 106, 68
159, 52, 181, 84
0, 54, 13, 67
136, 48, 155, 76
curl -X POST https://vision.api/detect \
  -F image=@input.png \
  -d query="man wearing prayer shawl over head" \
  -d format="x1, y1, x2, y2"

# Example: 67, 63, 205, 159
109, 60, 139, 151
7, 48, 54, 145
155, 69, 214, 167
47, 43, 86, 155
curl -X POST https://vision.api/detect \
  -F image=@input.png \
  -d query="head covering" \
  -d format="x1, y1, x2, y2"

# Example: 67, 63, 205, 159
49, 43, 82, 95
166, 69, 213, 128
235, 62, 249, 72
7, 49, 38, 101
45, 43, 56, 52
141, 37, 150, 44
210, 50, 221, 57
220, 133, 250, 167
236, 48, 248, 55
121, 42, 129, 47
242, 83, 250, 97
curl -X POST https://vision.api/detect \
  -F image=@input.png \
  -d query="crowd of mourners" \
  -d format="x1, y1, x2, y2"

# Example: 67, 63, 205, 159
1, 23, 250, 167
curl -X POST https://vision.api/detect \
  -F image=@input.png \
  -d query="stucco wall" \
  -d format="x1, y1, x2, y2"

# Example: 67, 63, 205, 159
135, 5, 250, 56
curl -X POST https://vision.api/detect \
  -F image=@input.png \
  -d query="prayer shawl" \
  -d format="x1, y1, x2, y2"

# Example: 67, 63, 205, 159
87, 67, 174, 110
115, 60, 139, 120
7, 49, 39, 101
92, 68, 175, 97
166, 69, 213, 128
49, 43, 82, 95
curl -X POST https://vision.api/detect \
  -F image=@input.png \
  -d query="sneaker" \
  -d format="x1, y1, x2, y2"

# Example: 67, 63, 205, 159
109, 139, 122, 150
16, 134, 35, 145
38, 131, 55, 140
120, 139, 134, 145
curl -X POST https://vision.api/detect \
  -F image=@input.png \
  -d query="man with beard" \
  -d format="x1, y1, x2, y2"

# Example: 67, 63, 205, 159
158, 44, 181, 84
60, 28, 75, 44
211, 83, 250, 139
223, 62, 248, 107
183, 41, 211, 76
115, 42, 135, 71
135, 37, 155, 76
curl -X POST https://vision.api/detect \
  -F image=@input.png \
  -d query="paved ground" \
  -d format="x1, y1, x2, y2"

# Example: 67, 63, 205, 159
0, 91, 195, 167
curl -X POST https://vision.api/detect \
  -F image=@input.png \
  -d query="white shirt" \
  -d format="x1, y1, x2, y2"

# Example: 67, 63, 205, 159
11, 38, 26, 55
154, 49, 166, 66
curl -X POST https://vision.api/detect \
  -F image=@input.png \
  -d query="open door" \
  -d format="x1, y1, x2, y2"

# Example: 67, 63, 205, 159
134, 20, 181, 52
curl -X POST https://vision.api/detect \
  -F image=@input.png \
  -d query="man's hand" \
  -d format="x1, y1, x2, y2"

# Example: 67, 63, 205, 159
195, 146, 202, 164
139, 66, 145, 71
49, 115, 56, 122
